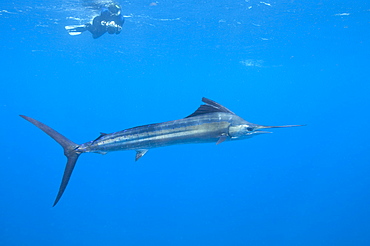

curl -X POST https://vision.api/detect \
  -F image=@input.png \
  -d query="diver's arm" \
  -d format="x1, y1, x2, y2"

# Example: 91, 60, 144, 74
112, 15, 124, 34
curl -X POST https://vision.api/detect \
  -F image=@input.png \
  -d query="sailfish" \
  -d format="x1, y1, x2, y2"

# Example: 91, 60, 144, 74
20, 97, 303, 206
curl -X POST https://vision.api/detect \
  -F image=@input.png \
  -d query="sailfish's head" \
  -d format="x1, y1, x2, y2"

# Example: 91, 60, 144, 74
228, 122, 304, 139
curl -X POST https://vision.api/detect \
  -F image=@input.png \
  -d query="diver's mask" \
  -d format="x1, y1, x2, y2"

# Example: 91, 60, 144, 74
108, 4, 121, 16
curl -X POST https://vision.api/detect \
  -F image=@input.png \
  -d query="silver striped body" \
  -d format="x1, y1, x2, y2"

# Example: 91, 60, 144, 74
78, 112, 247, 154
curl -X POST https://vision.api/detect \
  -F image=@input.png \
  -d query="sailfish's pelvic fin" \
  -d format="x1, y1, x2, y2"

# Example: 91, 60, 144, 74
135, 149, 148, 161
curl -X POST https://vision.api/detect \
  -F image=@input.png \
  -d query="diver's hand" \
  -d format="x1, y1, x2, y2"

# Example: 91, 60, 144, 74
107, 21, 118, 28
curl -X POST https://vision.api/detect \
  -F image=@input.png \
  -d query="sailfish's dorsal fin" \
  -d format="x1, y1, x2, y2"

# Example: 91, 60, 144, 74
92, 132, 108, 143
185, 97, 235, 118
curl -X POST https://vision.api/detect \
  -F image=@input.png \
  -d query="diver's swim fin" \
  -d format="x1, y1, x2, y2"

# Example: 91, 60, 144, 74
65, 25, 87, 36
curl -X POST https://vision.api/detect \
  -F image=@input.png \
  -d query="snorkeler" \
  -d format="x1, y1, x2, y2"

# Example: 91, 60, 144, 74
65, 3, 124, 39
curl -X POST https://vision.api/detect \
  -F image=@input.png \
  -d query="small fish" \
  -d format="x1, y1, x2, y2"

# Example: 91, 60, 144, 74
20, 97, 303, 206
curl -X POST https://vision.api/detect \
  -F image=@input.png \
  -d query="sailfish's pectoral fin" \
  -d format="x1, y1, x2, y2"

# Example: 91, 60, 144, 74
216, 134, 228, 145
135, 149, 149, 161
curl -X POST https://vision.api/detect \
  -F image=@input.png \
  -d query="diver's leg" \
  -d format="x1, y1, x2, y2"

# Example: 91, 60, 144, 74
65, 25, 88, 35
85, 23, 103, 39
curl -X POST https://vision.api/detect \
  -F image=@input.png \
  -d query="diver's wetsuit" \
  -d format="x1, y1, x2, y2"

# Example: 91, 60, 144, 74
67, 5, 124, 39
86, 8, 124, 39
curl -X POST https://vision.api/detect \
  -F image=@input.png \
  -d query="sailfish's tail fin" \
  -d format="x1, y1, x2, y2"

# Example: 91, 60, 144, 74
20, 115, 81, 206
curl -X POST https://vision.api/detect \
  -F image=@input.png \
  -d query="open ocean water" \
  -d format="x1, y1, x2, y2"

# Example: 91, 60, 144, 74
1, 0, 370, 245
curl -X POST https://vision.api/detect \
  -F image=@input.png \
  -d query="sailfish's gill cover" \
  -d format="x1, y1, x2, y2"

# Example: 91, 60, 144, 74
20, 97, 303, 206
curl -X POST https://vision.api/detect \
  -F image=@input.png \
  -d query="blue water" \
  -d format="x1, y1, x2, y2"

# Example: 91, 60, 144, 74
1, 0, 370, 245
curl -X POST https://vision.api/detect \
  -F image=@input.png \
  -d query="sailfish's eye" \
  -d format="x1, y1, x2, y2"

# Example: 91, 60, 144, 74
246, 127, 253, 131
